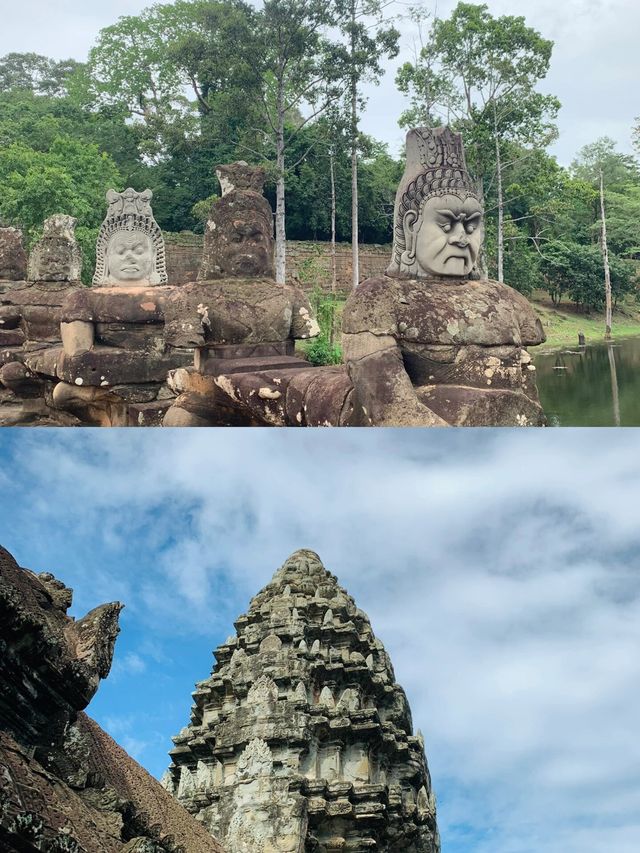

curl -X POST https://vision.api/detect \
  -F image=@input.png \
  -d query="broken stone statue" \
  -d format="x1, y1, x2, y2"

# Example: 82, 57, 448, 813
49, 189, 192, 425
342, 126, 546, 427
162, 162, 353, 426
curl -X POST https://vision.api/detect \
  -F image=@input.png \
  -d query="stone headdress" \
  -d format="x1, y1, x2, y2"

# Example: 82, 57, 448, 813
93, 188, 167, 285
387, 127, 481, 277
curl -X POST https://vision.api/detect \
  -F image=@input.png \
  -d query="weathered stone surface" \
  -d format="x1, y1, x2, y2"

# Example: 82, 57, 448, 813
0, 544, 225, 852
164, 279, 319, 349
342, 275, 545, 426
165, 363, 355, 427
199, 162, 274, 280
94, 188, 167, 286
62, 286, 172, 324
165, 549, 440, 852
56, 347, 189, 387
27, 214, 82, 282
0, 227, 27, 280
388, 127, 483, 280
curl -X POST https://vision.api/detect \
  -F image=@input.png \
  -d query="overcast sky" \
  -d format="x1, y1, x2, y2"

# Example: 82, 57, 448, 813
0, 0, 638, 165
1, 428, 639, 853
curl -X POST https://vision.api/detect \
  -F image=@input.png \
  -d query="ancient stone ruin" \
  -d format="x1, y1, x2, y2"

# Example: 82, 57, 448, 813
162, 162, 355, 427
27, 215, 83, 283
342, 126, 546, 427
0, 544, 224, 853
1, 133, 548, 427
0, 223, 82, 425
164, 549, 440, 852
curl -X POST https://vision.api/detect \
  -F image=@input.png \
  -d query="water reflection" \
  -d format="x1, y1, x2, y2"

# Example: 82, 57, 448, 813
534, 337, 640, 426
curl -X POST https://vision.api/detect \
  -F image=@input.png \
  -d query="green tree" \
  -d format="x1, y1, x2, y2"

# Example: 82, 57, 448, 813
396, 2, 559, 280
0, 137, 122, 283
0, 52, 83, 97
255, 0, 345, 282
333, 0, 398, 287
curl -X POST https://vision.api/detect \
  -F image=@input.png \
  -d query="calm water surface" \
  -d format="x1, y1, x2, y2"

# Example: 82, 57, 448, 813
534, 336, 640, 426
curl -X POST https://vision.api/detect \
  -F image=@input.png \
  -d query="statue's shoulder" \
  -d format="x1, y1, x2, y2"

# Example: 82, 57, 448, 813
343, 276, 399, 335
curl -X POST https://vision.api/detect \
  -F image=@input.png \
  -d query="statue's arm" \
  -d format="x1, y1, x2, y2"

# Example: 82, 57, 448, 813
290, 289, 320, 340
343, 331, 448, 427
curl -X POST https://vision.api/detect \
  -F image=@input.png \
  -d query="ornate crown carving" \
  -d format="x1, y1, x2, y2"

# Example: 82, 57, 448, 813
93, 188, 167, 285
388, 127, 481, 277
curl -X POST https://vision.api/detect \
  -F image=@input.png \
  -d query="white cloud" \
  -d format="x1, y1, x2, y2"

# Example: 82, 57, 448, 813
3, 428, 640, 852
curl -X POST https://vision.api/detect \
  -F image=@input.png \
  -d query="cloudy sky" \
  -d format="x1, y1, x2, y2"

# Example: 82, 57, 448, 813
1, 428, 639, 853
0, 0, 638, 165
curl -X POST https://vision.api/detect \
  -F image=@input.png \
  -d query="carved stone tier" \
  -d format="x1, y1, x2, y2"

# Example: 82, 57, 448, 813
0, 278, 81, 426
164, 549, 440, 852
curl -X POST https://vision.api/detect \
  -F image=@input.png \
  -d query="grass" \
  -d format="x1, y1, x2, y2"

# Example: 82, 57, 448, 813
531, 291, 640, 351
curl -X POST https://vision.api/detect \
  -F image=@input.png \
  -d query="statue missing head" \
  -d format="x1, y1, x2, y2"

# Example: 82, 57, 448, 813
387, 127, 484, 279
199, 162, 275, 280
93, 188, 167, 286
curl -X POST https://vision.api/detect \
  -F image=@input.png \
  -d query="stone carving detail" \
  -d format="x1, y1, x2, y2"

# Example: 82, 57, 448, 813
28, 215, 82, 282
247, 674, 278, 706
0, 544, 223, 853
236, 738, 273, 779
341, 125, 547, 427
93, 188, 167, 285
167, 549, 440, 852
387, 127, 483, 279
259, 633, 282, 653
199, 162, 275, 280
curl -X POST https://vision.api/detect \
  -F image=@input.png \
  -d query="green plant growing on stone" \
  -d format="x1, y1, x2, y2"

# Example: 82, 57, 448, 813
296, 257, 342, 364
307, 284, 342, 365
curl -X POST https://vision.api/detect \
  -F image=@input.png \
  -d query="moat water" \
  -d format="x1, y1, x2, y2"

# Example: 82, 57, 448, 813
534, 336, 640, 426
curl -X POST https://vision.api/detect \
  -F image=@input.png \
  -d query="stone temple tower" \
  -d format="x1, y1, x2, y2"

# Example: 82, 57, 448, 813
163, 549, 440, 852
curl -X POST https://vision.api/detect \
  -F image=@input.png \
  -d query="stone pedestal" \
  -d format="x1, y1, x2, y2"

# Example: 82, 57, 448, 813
161, 276, 345, 427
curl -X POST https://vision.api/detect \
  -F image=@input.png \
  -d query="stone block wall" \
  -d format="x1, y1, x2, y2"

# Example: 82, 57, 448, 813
164, 234, 392, 295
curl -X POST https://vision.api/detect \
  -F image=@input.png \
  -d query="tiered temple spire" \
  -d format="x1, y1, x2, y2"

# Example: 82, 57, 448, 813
164, 549, 440, 852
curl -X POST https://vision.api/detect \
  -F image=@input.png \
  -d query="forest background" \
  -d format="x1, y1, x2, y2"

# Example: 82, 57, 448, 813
1, 0, 640, 317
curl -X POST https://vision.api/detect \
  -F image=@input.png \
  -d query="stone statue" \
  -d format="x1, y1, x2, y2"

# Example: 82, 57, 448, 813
93, 188, 167, 286
0, 227, 27, 281
387, 127, 483, 279
28, 214, 82, 282
342, 126, 546, 427
198, 161, 275, 279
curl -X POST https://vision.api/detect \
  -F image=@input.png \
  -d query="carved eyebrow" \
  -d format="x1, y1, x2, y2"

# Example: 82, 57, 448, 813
436, 210, 463, 221
465, 212, 482, 224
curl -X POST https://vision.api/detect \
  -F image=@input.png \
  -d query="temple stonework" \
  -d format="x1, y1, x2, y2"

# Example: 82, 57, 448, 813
0, 544, 224, 853
163, 549, 440, 852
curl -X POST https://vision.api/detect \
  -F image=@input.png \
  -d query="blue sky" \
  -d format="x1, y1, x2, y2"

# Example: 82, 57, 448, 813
1, 428, 639, 853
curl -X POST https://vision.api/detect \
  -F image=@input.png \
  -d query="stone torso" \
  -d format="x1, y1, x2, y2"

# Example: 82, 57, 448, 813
343, 275, 546, 426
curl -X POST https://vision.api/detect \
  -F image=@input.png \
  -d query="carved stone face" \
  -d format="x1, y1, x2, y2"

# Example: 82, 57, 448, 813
223, 207, 273, 277
106, 232, 154, 283
405, 194, 483, 277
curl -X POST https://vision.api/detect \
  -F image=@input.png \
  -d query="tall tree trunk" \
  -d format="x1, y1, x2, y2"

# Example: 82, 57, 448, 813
607, 342, 620, 425
350, 1, 359, 290
329, 147, 337, 346
275, 79, 286, 285
494, 128, 504, 283
600, 169, 612, 340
